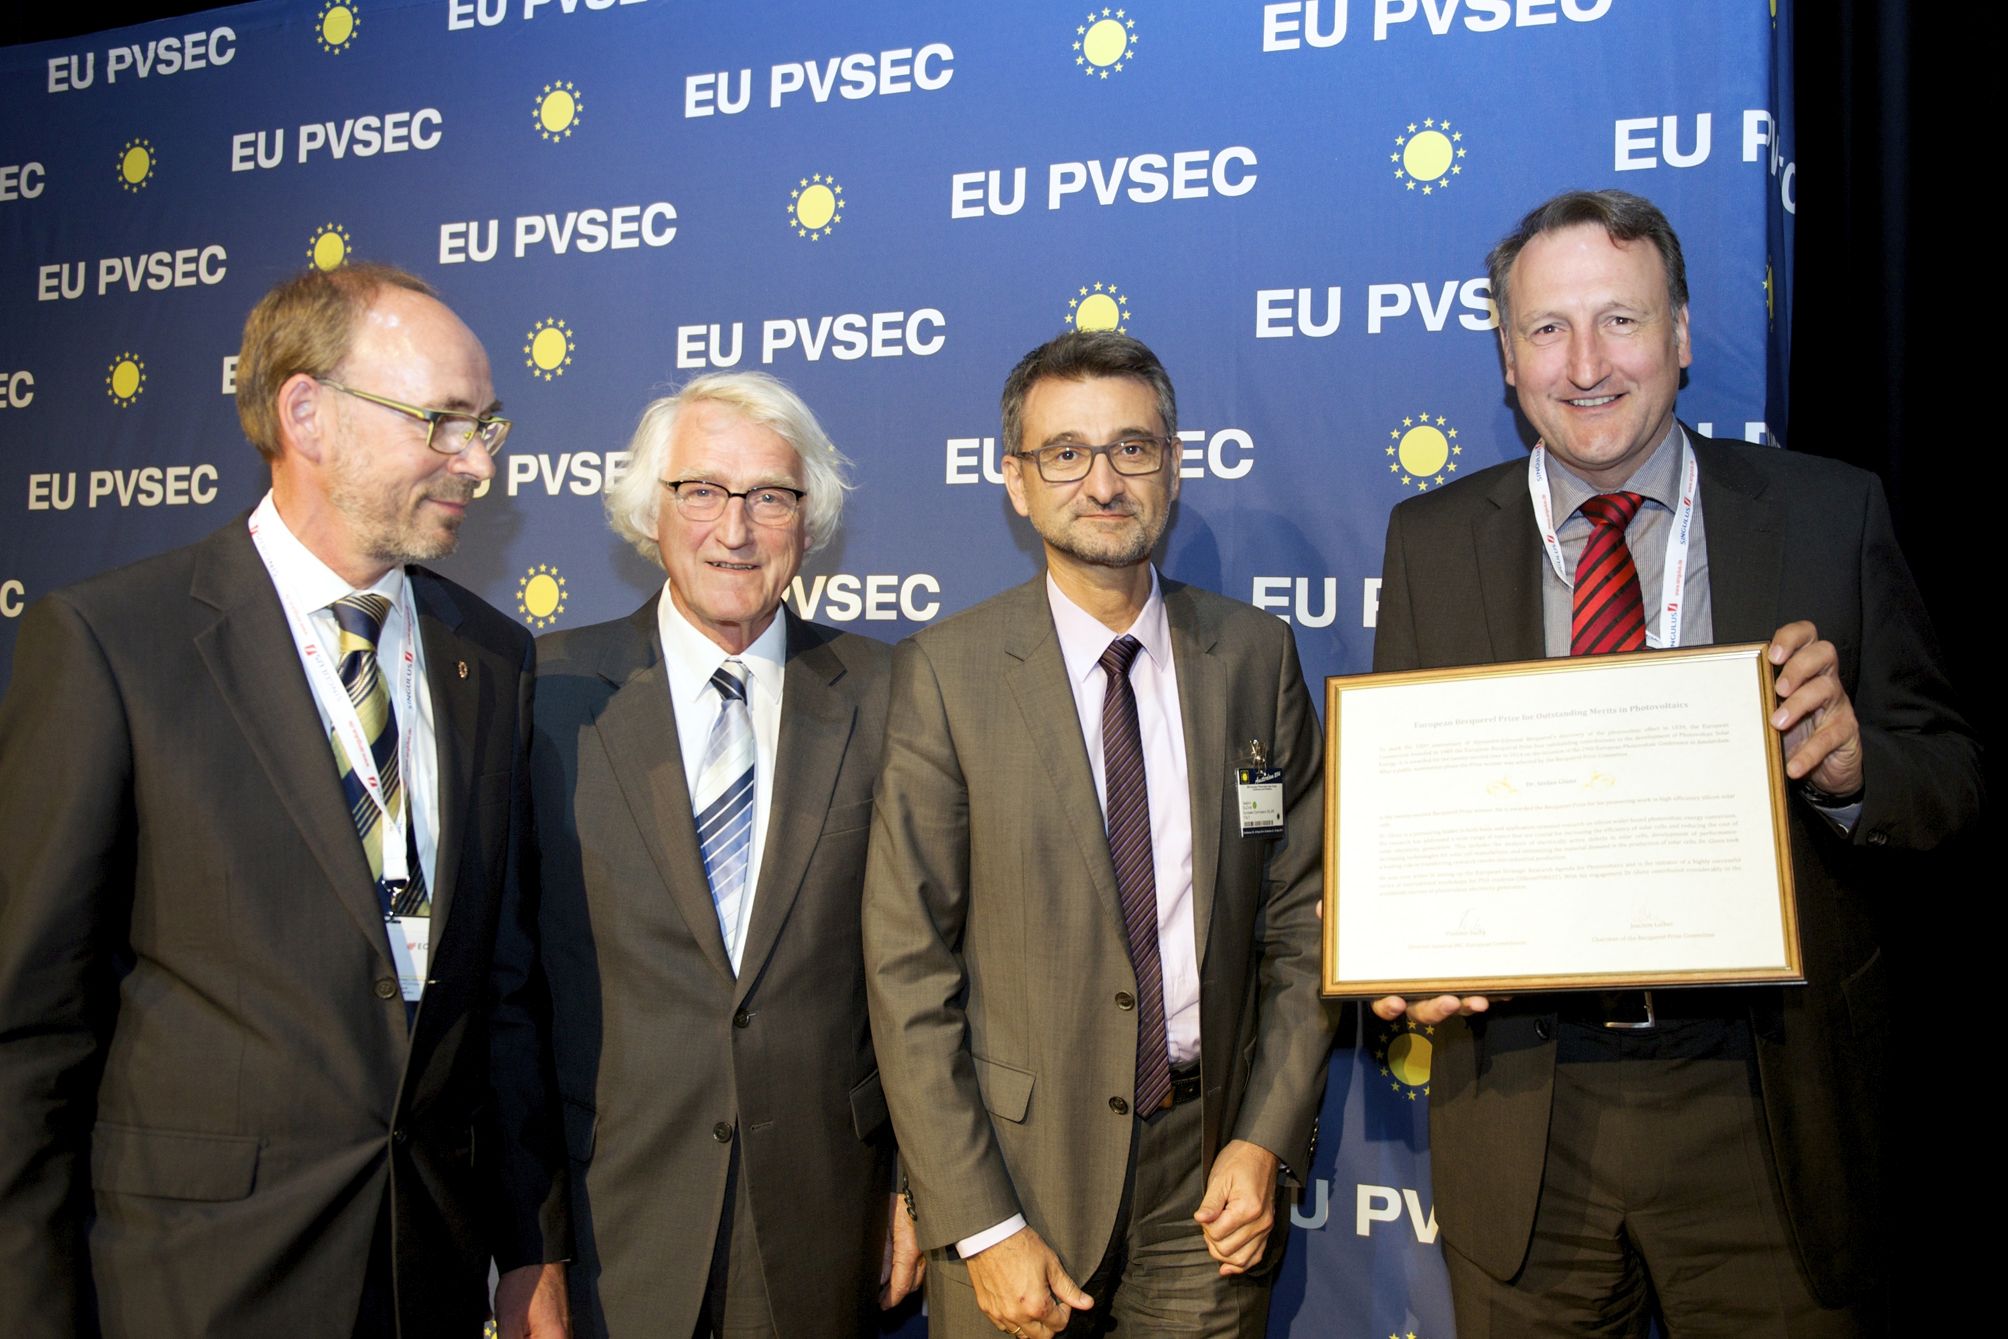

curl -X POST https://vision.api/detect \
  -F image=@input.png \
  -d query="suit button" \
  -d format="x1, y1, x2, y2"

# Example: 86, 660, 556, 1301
733, 1009, 752, 1029
373, 978, 398, 1000
1535, 1019, 1552, 1041
1109, 1097, 1129, 1116
713, 1121, 734, 1143
391, 1127, 409, 1146
1114, 992, 1135, 1011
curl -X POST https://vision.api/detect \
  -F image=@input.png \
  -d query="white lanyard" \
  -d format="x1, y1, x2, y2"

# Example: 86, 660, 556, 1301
1527, 438, 1698, 651
247, 513, 417, 887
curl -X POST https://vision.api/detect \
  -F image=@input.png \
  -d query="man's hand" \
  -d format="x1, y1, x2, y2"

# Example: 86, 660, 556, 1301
965, 1226, 1093, 1339
495, 1262, 569, 1339
880, 1192, 926, 1309
1371, 994, 1491, 1026
1768, 621, 1864, 797
1193, 1139, 1280, 1275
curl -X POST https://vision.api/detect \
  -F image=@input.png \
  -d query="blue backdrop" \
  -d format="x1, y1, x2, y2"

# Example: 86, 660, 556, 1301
0, 3, 1793, 1333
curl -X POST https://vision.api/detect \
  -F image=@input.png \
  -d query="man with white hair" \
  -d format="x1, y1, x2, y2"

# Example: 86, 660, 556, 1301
530, 372, 920, 1337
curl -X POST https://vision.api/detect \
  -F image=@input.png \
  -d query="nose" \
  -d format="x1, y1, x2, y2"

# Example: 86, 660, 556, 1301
451, 439, 497, 482
1081, 447, 1128, 503
1565, 327, 1609, 389
715, 492, 754, 546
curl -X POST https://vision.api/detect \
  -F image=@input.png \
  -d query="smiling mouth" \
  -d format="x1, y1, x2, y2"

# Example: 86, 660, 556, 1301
1567, 395, 1620, 408
708, 560, 758, 571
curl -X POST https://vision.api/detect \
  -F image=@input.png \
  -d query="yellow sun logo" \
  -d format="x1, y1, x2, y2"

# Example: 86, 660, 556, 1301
1391, 117, 1466, 196
788, 174, 844, 239
1066, 281, 1130, 333
1073, 7, 1137, 78
517, 564, 568, 629
307, 223, 353, 272
117, 139, 155, 193
524, 318, 576, 381
1385, 409, 1461, 492
316, 3, 360, 54
105, 353, 146, 408
534, 82, 582, 142
1374, 1017, 1434, 1100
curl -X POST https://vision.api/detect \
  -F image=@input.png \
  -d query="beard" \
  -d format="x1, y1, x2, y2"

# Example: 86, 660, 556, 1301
1031, 500, 1165, 569
327, 447, 475, 567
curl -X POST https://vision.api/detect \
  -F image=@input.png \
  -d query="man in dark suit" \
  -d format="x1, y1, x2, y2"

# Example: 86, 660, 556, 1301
531, 372, 920, 1338
1371, 189, 1981, 1334
864, 332, 1332, 1339
0, 264, 569, 1337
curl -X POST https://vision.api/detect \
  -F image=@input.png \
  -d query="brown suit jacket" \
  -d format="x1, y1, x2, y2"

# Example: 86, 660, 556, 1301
532, 601, 894, 1338
862, 574, 1333, 1278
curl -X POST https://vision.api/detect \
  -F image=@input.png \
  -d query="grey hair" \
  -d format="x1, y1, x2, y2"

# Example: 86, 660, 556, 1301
999, 330, 1178, 455
605, 371, 854, 563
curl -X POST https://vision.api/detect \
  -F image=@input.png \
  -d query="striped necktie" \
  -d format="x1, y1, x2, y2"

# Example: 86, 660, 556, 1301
694, 661, 755, 967
330, 593, 426, 915
1100, 635, 1173, 1116
1571, 492, 1649, 656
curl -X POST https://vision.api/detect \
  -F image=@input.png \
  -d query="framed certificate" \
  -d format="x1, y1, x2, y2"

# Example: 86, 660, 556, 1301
1321, 643, 1802, 998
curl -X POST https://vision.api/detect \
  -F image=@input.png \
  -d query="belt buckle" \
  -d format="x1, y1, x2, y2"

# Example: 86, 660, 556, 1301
1603, 989, 1657, 1030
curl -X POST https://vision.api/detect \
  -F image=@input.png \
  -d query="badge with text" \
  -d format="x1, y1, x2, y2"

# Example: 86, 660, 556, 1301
1235, 739, 1284, 838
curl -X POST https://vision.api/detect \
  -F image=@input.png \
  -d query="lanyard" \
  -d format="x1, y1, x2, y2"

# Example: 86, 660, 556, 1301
248, 507, 418, 889
1527, 437, 1698, 651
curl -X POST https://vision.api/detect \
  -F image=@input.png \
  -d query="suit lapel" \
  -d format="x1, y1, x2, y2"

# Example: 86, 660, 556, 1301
190, 525, 390, 968
1163, 582, 1225, 966
592, 600, 738, 986
735, 614, 854, 1004
1476, 460, 1548, 661
1687, 433, 1784, 643
1000, 578, 1125, 929
411, 572, 478, 942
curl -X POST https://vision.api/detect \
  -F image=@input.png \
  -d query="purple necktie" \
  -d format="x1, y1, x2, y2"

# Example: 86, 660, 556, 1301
1100, 635, 1172, 1115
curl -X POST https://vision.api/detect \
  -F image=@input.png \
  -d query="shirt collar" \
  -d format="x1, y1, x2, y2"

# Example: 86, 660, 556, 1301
1046, 567, 1172, 691
1548, 420, 1688, 522
250, 490, 404, 615
656, 583, 788, 712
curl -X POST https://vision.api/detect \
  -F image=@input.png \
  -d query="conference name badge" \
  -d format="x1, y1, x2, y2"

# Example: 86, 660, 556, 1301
1235, 738, 1284, 838
386, 914, 430, 1002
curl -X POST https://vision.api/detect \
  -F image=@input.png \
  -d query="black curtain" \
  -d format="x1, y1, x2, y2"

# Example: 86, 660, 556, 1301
1794, 1, 1983, 1310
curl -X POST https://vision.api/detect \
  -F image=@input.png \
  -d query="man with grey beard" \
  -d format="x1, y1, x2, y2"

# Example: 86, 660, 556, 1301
0, 263, 569, 1339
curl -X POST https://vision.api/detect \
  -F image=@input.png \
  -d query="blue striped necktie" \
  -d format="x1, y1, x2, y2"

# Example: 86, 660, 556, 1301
694, 661, 755, 967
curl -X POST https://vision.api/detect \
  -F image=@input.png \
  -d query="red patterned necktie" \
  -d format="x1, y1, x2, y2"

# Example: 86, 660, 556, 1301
1099, 635, 1172, 1116
1571, 492, 1648, 656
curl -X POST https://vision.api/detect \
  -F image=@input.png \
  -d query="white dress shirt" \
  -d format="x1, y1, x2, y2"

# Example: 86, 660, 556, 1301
656, 586, 787, 973
248, 491, 440, 895
959, 568, 1201, 1259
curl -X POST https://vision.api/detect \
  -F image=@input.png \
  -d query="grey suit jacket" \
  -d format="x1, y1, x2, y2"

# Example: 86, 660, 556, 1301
0, 516, 568, 1339
862, 574, 1332, 1278
1373, 433, 1982, 1303
532, 600, 894, 1338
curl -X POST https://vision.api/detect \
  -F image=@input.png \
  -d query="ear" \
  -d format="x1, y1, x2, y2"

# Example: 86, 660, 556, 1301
276, 372, 330, 464
1001, 450, 1032, 519
1498, 325, 1517, 388
1674, 303, 1692, 369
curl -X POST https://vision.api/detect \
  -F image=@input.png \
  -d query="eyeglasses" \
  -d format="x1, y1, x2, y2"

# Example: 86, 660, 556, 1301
661, 479, 807, 528
319, 380, 512, 457
1013, 436, 1173, 483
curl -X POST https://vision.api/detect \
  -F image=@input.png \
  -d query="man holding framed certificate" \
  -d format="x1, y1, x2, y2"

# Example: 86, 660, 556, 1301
1368, 190, 1980, 1334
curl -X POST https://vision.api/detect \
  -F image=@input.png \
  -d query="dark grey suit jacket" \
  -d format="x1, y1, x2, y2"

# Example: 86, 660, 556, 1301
1372, 432, 1982, 1304
863, 575, 1333, 1278
0, 516, 568, 1339
531, 601, 894, 1338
